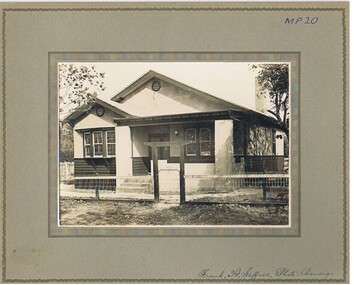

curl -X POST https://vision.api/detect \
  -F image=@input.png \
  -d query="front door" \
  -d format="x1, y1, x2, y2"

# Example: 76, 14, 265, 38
148, 134, 170, 160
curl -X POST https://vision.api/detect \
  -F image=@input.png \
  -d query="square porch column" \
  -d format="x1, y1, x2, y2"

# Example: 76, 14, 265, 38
215, 120, 234, 176
115, 126, 133, 176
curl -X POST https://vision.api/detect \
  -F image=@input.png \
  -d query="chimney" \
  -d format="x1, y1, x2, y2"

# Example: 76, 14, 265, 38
255, 78, 267, 114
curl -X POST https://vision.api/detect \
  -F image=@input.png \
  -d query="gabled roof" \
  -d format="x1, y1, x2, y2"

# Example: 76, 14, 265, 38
63, 70, 283, 131
61, 98, 133, 125
111, 70, 249, 112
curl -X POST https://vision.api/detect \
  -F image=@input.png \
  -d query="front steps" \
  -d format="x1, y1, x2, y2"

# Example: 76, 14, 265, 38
116, 177, 153, 193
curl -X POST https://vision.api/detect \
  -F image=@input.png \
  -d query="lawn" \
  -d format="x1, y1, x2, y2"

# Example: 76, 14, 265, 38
60, 199, 288, 226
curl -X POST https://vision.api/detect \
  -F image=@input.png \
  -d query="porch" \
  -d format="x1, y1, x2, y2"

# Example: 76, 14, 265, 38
112, 109, 288, 204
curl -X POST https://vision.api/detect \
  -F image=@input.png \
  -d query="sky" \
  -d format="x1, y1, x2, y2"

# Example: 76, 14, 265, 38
59, 61, 289, 117
96, 62, 258, 109
61, 62, 257, 108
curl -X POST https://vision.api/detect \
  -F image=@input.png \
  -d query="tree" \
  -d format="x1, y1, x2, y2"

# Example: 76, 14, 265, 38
59, 123, 74, 162
252, 64, 289, 138
58, 64, 106, 162
59, 64, 106, 116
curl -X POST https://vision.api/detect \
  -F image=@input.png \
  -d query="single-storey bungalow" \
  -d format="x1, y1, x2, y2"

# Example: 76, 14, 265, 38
62, 70, 287, 197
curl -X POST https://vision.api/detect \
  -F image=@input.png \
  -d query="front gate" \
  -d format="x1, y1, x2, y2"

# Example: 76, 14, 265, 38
144, 140, 192, 204
158, 168, 180, 202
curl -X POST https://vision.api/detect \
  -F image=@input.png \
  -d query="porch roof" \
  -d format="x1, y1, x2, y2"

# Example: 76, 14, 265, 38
113, 109, 285, 131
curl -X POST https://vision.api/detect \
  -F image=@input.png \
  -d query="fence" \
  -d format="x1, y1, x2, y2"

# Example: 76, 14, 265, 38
244, 156, 287, 173
59, 162, 74, 183
185, 173, 289, 203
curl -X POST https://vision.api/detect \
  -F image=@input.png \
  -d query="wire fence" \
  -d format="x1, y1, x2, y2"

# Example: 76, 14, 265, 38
185, 174, 288, 191
185, 174, 289, 203
70, 170, 289, 203
59, 162, 74, 183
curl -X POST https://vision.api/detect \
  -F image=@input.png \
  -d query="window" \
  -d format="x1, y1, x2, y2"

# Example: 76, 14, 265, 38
184, 126, 213, 159
200, 128, 211, 156
82, 129, 115, 158
106, 131, 116, 156
84, 132, 91, 157
186, 129, 197, 156
93, 131, 103, 156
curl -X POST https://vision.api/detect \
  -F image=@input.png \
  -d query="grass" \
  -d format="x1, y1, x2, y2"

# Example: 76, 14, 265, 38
60, 199, 288, 226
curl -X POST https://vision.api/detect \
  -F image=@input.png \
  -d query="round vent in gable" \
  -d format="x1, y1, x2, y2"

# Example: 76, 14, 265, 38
151, 80, 161, 91
96, 106, 105, 117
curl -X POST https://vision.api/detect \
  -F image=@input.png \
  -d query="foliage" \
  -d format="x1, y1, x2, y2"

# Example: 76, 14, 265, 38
59, 64, 106, 114
59, 64, 106, 161
59, 123, 74, 162
247, 126, 273, 155
252, 64, 289, 136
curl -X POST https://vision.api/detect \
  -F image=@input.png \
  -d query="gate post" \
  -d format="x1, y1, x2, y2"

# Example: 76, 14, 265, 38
262, 178, 267, 201
95, 173, 100, 200
179, 145, 186, 204
152, 147, 160, 203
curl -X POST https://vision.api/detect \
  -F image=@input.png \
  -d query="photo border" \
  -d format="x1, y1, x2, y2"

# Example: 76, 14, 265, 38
48, 52, 300, 237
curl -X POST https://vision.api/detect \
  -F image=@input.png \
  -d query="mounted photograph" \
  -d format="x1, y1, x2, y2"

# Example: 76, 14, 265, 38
58, 61, 291, 227
2, 2, 348, 282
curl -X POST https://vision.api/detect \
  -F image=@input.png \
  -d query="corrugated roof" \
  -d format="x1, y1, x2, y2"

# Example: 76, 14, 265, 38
113, 109, 284, 131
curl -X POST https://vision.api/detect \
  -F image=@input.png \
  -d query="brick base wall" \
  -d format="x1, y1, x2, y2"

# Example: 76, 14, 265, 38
74, 178, 116, 191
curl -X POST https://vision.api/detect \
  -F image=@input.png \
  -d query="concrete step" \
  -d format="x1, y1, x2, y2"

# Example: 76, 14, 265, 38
119, 183, 147, 189
117, 185, 153, 193
122, 183, 152, 188
123, 177, 152, 183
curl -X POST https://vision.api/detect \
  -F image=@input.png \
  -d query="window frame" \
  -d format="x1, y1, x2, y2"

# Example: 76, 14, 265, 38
93, 131, 104, 157
185, 128, 197, 157
83, 132, 92, 158
106, 130, 116, 157
183, 124, 214, 161
81, 128, 116, 158
199, 128, 212, 157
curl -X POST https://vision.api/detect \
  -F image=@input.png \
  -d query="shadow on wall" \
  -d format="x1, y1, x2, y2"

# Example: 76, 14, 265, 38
187, 125, 235, 193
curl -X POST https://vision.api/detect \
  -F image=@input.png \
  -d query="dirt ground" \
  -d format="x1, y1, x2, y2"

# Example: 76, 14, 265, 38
60, 199, 288, 226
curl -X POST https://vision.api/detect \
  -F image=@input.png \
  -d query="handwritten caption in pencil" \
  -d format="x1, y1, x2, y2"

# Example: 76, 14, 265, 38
284, 17, 319, 25
197, 267, 333, 280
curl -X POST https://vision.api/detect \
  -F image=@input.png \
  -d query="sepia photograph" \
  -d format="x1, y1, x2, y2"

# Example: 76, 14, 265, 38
58, 61, 291, 227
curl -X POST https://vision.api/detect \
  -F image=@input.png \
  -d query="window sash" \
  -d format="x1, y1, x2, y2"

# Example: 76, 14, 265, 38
186, 128, 197, 156
200, 128, 212, 156
106, 131, 116, 156
83, 132, 91, 157
106, 131, 115, 143
93, 131, 103, 156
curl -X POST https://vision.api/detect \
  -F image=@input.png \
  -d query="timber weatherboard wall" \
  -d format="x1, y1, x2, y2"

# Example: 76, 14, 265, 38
74, 158, 116, 177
